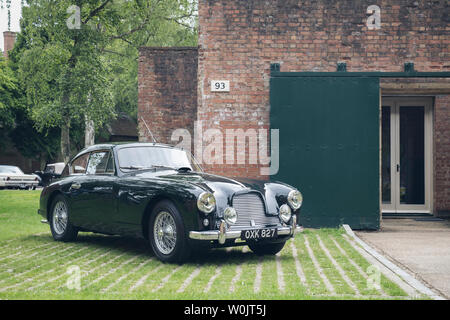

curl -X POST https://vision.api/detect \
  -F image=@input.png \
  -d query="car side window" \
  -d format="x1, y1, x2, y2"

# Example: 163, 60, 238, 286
105, 153, 115, 174
71, 153, 89, 174
86, 151, 111, 175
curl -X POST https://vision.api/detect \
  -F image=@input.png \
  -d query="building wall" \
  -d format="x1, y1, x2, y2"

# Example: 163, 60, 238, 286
434, 95, 450, 215
138, 47, 198, 146
137, 1, 449, 215
198, 0, 449, 174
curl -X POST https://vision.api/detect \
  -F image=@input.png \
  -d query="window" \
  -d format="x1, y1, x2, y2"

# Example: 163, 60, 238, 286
106, 154, 115, 174
86, 151, 112, 175
71, 153, 89, 174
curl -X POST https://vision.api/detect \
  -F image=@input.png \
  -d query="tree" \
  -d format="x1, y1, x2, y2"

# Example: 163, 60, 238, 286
15, 0, 197, 163
0, 56, 23, 148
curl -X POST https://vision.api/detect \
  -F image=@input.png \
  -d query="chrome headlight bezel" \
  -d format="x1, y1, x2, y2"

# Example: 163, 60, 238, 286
197, 192, 216, 214
287, 190, 303, 210
279, 204, 292, 223
224, 207, 238, 225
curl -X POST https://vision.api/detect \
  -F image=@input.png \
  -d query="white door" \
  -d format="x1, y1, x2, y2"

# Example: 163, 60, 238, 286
381, 97, 433, 213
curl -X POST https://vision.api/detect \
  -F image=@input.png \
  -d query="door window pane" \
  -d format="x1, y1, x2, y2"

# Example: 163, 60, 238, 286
400, 107, 425, 205
86, 152, 110, 175
71, 154, 89, 174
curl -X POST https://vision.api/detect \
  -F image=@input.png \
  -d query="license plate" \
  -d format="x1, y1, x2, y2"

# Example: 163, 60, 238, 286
241, 228, 277, 241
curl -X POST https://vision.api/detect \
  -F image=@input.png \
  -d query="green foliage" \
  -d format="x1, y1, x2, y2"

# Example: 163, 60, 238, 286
0, 57, 20, 129
12, 0, 198, 160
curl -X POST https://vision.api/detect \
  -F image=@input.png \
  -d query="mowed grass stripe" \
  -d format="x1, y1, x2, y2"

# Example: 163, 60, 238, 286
258, 255, 279, 296
253, 257, 263, 293
289, 241, 307, 286
29, 245, 126, 291
128, 263, 164, 292
280, 241, 308, 297
231, 248, 258, 297
0, 241, 70, 272
101, 258, 154, 293
292, 234, 328, 295
275, 253, 285, 292
0, 245, 95, 292
338, 234, 408, 297
0, 236, 126, 287
152, 265, 183, 292
177, 265, 202, 293
83, 255, 141, 290
315, 234, 360, 296
203, 265, 222, 293
205, 248, 245, 297
0, 244, 80, 290
302, 234, 335, 294
307, 233, 353, 295
0, 242, 59, 267
155, 263, 198, 294
135, 262, 180, 292
0, 241, 55, 260
328, 235, 386, 296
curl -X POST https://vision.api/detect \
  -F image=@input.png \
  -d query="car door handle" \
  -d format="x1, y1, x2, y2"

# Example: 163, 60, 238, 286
71, 183, 81, 190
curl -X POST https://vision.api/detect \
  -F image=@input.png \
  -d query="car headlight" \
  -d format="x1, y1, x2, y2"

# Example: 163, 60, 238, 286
287, 190, 303, 210
279, 204, 292, 223
224, 207, 237, 225
197, 192, 216, 214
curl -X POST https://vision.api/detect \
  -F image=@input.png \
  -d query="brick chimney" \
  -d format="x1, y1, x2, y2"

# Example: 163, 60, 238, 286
3, 31, 17, 59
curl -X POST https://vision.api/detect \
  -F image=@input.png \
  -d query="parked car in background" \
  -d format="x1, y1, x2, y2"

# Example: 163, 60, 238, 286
34, 162, 65, 187
0, 165, 40, 190
38, 143, 303, 263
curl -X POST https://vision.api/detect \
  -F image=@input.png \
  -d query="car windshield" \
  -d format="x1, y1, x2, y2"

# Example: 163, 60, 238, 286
117, 146, 201, 172
0, 166, 23, 174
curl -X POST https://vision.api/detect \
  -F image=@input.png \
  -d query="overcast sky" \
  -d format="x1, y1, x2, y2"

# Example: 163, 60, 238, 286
0, 1, 22, 52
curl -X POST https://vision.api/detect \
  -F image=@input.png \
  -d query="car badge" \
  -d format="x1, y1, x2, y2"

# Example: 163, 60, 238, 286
251, 220, 256, 227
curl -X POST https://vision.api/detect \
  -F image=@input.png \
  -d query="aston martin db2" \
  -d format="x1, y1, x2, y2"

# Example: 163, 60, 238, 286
38, 143, 303, 263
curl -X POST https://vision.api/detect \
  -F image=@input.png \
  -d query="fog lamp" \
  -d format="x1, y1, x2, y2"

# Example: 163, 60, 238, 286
224, 207, 238, 225
279, 204, 292, 223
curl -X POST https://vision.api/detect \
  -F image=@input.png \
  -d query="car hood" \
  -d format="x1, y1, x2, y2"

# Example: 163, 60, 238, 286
131, 170, 296, 216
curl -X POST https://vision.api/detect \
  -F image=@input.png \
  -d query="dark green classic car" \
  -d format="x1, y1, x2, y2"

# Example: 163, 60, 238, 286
38, 143, 303, 263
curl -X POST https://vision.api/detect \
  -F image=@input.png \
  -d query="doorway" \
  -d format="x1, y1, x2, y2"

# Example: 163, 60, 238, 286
382, 97, 433, 213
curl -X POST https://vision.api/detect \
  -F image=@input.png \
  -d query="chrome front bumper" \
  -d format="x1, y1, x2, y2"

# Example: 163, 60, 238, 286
189, 215, 303, 244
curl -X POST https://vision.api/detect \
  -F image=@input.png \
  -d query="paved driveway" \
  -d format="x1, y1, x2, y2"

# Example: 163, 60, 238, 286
356, 217, 450, 299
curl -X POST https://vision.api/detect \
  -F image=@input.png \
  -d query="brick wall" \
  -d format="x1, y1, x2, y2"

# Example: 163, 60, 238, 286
138, 47, 198, 146
198, 0, 449, 177
3, 31, 16, 58
434, 95, 450, 215
138, 1, 449, 214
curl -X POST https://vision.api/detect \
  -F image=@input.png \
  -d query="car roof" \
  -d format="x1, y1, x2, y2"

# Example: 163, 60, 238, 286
72, 142, 180, 161
0, 165, 19, 168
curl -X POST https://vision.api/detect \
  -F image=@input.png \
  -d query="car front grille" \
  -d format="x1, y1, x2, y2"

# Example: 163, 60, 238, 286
230, 192, 280, 230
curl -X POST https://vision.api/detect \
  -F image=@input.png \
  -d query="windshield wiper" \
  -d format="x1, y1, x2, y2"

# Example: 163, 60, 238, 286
120, 166, 153, 171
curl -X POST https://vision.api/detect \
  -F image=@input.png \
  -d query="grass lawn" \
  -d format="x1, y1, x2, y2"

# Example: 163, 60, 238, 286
0, 190, 417, 300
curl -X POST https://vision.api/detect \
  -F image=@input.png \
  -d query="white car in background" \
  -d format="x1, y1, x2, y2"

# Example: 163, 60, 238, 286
0, 165, 39, 190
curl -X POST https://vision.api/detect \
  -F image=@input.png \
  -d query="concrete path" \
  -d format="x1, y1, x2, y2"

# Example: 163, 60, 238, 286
356, 218, 450, 299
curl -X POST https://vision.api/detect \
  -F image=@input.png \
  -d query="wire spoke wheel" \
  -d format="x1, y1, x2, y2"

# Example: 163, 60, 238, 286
153, 211, 177, 255
52, 201, 68, 235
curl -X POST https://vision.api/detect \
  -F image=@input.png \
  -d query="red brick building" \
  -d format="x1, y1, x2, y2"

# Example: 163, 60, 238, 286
138, 0, 449, 227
